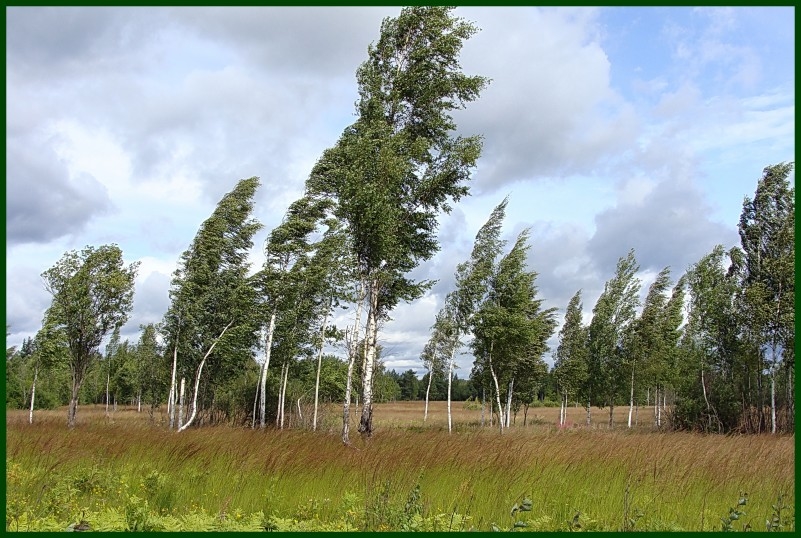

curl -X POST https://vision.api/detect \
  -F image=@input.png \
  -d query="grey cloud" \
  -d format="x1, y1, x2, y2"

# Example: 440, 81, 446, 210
587, 178, 738, 278
453, 7, 639, 192
169, 7, 396, 78
5, 266, 53, 343
118, 270, 172, 341
6, 7, 167, 80
6, 138, 113, 245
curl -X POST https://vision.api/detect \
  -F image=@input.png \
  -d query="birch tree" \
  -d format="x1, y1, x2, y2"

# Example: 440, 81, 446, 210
553, 290, 588, 426
586, 249, 641, 428
41, 244, 138, 428
626, 267, 672, 428
28, 321, 68, 424
471, 230, 557, 433
163, 177, 262, 431
306, 6, 488, 437
733, 162, 794, 433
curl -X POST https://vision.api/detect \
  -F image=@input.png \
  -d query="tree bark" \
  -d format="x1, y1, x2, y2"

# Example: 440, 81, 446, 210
29, 365, 38, 425
505, 378, 514, 429
423, 367, 433, 422
178, 321, 233, 432
260, 312, 276, 428
313, 298, 332, 431
167, 323, 180, 430
489, 360, 503, 434
178, 377, 185, 429
68, 376, 82, 428
627, 365, 635, 428
342, 284, 365, 445
358, 280, 379, 437
447, 346, 456, 433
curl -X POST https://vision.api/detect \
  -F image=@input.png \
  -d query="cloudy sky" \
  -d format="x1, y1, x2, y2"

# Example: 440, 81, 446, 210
6, 7, 794, 376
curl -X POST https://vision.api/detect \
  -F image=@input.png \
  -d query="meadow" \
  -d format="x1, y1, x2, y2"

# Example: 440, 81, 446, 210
6, 402, 795, 531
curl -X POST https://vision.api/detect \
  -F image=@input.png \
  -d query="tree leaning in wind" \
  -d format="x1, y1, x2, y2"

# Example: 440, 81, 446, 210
162, 177, 262, 432
306, 6, 488, 437
41, 244, 139, 428
731, 162, 794, 434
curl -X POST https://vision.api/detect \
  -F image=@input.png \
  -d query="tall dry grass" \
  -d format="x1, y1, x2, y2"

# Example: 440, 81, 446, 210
6, 403, 795, 531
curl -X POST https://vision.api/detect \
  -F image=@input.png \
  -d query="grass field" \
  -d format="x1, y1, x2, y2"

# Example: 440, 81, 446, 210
6, 401, 795, 531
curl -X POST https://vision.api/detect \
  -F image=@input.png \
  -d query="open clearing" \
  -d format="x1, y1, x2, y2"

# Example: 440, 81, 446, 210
6, 402, 795, 531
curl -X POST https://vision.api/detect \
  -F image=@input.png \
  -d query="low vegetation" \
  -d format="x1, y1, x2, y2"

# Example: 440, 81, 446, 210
6, 403, 794, 532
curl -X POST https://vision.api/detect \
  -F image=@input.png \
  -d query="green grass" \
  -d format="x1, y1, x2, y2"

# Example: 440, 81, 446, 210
5, 404, 795, 531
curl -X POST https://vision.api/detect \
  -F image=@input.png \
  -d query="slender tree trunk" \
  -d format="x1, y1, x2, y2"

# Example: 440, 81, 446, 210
447, 346, 456, 433
29, 365, 38, 425
137, 391, 141, 413
489, 360, 503, 434
585, 399, 591, 426
701, 368, 712, 431
276, 362, 287, 429
342, 284, 365, 445
178, 377, 185, 429
168, 323, 180, 430
423, 367, 433, 422
297, 396, 303, 423
178, 321, 233, 432
260, 312, 276, 428
67, 371, 83, 428
559, 391, 565, 427
252, 359, 264, 429
627, 365, 635, 428
313, 298, 332, 432
505, 378, 514, 429
105, 371, 110, 417
358, 280, 379, 437
281, 361, 290, 429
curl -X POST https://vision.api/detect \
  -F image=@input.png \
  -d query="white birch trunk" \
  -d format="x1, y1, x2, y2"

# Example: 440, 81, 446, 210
167, 325, 179, 430
280, 361, 290, 429
297, 397, 303, 423
29, 365, 38, 424
276, 362, 286, 429
137, 391, 141, 413
585, 400, 591, 426
358, 281, 379, 436
252, 359, 264, 429
260, 312, 276, 428
489, 361, 503, 434
447, 346, 455, 433
423, 367, 433, 423
627, 365, 635, 428
105, 371, 110, 416
178, 377, 185, 429
505, 378, 514, 429
559, 392, 565, 426
313, 299, 332, 432
343, 280, 365, 443
178, 321, 233, 432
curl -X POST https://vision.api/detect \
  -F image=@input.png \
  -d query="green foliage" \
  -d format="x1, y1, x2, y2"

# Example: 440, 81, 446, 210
163, 177, 262, 427
720, 493, 750, 532
586, 249, 640, 422
40, 243, 139, 426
